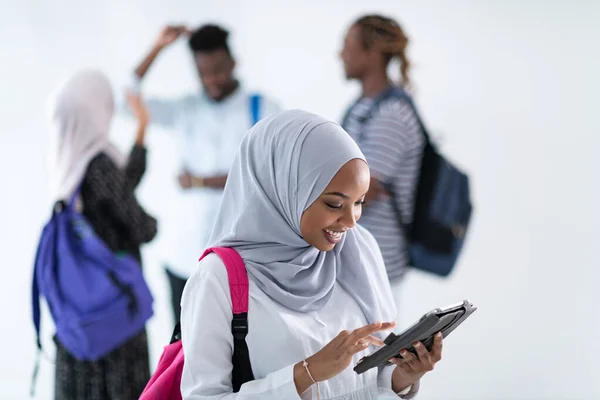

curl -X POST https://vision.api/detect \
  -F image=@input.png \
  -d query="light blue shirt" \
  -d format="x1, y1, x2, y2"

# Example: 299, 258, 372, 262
122, 76, 281, 277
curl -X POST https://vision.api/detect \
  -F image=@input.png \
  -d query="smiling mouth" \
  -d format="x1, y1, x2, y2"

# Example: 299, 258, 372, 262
323, 229, 345, 244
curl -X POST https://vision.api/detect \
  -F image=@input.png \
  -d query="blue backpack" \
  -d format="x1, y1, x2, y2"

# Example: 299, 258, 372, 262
31, 187, 153, 382
342, 86, 473, 277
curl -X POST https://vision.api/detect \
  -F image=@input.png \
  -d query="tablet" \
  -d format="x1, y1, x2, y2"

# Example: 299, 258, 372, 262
354, 299, 477, 374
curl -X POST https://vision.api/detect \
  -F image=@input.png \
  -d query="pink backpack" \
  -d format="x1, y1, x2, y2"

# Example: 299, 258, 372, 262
139, 247, 254, 399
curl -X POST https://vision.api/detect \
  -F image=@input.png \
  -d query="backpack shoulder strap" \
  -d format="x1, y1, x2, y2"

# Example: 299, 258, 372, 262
249, 94, 262, 126
200, 247, 254, 392
344, 87, 407, 142
385, 87, 431, 145
32, 232, 44, 351
363, 87, 423, 241
30, 207, 61, 396
171, 247, 250, 343
201, 247, 249, 315
355, 86, 431, 145
30, 230, 44, 397
341, 97, 362, 129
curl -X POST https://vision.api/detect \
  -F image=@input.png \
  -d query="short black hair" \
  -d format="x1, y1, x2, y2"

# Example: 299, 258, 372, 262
188, 24, 231, 55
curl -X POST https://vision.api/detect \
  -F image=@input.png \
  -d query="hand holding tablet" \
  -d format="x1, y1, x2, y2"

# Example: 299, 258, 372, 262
354, 300, 477, 374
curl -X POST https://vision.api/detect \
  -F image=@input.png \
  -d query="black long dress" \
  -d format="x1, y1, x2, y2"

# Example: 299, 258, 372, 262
54, 145, 157, 400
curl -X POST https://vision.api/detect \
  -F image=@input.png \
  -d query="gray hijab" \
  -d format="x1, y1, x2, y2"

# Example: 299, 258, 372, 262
209, 110, 396, 325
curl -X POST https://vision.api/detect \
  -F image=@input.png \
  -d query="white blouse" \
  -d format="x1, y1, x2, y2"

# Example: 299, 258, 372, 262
180, 253, 417, 399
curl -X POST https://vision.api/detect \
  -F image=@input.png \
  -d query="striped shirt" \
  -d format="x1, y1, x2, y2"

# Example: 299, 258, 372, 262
343, 93, 425, 281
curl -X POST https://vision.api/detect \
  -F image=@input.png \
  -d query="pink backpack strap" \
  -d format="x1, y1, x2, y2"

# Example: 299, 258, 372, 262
200, 247, 249, 314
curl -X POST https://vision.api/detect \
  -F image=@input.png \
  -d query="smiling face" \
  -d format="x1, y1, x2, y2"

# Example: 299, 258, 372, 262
300, 158, 370, 251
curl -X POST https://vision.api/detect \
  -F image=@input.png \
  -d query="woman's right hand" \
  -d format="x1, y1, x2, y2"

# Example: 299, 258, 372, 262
305, 321, 395, 382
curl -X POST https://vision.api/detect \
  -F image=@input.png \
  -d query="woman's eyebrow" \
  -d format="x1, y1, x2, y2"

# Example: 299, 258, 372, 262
324, 192, 349, 199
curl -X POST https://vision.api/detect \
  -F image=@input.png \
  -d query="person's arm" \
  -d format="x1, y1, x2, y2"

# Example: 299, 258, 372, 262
122, 93, 150, 189
176, 95, 284, 192
119, 26, 190, 129
177, 172, 228, 190
198, 175, 228, 189
135, 25, 188, 80
180, 96, 284, 191
365, 177, 389, 206
378, 365, 419, 399
134, 44, 163, 80
85, 155, 157, 245
359, 101, 423, 212
123, 145, 147, 190
180, 254, 307, 399
120, 85, 181, 129
377, 332, 444, 398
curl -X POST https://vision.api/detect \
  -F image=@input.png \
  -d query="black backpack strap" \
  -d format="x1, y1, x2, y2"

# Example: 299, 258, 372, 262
340, 96, 364, 131
106, 270, 139, 317
169, 322, 182, 344
385, 87, 431, 144
359, 86, 431, 145
170, 311, 253, 392
231, 312, 253, 392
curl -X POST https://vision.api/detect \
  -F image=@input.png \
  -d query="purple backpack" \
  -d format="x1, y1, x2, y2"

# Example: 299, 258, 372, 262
31, 187, 153, 384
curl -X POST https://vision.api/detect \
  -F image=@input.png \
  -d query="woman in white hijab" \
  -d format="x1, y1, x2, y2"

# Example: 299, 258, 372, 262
180, 110, 443, 399
46, 69, 158, 399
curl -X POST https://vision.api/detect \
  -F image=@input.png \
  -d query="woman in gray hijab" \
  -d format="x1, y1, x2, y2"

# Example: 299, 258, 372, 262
180, 110, 443, 399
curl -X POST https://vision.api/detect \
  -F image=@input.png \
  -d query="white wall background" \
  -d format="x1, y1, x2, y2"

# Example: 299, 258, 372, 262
1, 1, 599, 399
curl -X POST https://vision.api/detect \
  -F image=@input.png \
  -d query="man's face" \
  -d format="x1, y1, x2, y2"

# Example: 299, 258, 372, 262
193, 49, 236, 101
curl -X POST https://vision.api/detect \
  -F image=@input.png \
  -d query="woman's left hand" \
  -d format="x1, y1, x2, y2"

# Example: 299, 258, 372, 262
390, 332, 443, 393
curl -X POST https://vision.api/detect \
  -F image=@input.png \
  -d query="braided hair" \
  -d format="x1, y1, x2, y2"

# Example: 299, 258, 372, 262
355, 15, 411, 88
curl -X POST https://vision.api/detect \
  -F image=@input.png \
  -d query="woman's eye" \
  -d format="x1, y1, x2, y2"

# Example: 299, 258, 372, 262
325, 203, 342, 210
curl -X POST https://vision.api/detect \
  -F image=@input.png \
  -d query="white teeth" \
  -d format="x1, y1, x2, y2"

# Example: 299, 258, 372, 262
325, 229, 344, 239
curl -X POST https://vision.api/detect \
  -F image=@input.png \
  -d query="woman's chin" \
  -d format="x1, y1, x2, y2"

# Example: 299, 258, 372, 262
316, 241, 337, 252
